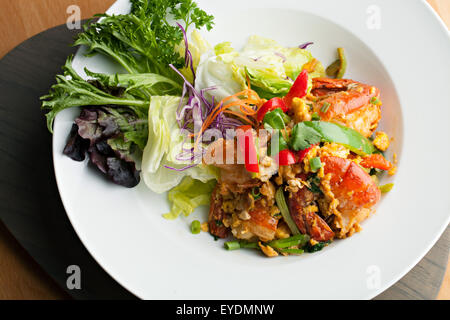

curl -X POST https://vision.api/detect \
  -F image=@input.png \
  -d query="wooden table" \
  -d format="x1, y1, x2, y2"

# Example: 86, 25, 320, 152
0, 0, 449, 300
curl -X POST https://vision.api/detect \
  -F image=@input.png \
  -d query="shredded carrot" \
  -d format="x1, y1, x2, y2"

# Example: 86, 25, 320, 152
194, 80, 264, 148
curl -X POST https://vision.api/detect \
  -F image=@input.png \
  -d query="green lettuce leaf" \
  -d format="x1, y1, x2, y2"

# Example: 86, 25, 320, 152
141, 96, 218, 193
195, 35, 325, 101
164, 177, 216, 219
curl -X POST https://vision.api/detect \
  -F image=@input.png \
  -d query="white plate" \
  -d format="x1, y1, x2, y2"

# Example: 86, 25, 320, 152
53, 0, 450, 299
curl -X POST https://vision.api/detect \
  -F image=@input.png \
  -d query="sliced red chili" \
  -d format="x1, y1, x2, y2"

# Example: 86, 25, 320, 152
296, 145, 314, 163
283, 69, 309, 107
237, 125, 259, 173
276, 149, 297, 166
257, 97, 287, 122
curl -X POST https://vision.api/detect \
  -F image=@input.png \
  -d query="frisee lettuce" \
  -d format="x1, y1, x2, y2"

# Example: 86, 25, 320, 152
75, 0, 214, 81
41, 56, 181, 133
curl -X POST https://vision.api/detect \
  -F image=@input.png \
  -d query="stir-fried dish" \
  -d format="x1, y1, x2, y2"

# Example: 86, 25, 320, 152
204, 74, 395, 256
41, 0, 396, 257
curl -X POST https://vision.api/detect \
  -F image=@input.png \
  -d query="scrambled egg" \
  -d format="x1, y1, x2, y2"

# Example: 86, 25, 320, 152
258, 242, 279, 257
291, 97, 312, 122
373, 131, 390, 151
201, 222, 209, 232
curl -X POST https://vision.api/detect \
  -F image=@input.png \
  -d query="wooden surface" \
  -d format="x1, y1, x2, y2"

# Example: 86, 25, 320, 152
0, 22, 135, 300
0, 0, 448, 300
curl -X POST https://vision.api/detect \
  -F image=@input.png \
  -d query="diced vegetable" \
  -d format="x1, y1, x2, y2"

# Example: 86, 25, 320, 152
268, 234, 309, 249
275, 188, 300, 235
224, 241, 241, 250
320, 102, 330, 113
257, 97, 287, 122
283, 69, 309, 107
309, 157, 323, 172
191, 220, 201, 234
277, 149, 297, 166
224, 240, 259, 250
379, 183, 394, 193
326, 48, 347, 79
370, 97, 381, 105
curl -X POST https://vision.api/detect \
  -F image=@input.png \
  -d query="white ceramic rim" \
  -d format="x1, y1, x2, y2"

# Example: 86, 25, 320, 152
52, 0, 450, 299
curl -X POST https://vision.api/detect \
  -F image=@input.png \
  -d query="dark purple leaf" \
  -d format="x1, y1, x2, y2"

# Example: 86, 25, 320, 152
63, 123, 89, 161
106, 157, 140, 188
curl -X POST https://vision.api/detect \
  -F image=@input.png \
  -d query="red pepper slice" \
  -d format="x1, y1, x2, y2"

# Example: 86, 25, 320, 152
283, 69, 309, 107
360, 154, 393, 171
276, 149, 297, 166
237, 125, 259, 173
256, 97, 287, 122
296, 145, 314, 163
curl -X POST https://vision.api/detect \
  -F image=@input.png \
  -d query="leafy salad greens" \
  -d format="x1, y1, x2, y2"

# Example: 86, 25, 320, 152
41, 0, 329, 219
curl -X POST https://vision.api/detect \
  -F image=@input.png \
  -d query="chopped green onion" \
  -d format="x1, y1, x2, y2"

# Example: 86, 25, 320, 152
224, 240, 258, 250
311, 112, 321, 121
224, 241, 241, 250
251, 187, 262, 200
370, 97, 380, 105
280, 248, 304, 255
320, 102, 330, 113
268, 234, 309, 249
379, 183, 394, 193
239, 241, 259, 249
309, 157, 323, 172
190, 220, 201, 234
275, 188, 300, 235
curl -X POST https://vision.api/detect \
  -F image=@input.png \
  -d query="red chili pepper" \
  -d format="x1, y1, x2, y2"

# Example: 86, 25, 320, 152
237, 125, 259, 173
283, 69, 309, 107
360, 154, 393, 171
276, 149, 297, 166
256, 97, 287, 122
296, 145, 314, 163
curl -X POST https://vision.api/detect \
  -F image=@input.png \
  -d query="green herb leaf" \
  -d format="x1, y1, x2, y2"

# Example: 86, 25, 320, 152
289, 122, 322, 151
263, 108, 290, 130
290, 121, 376, 156
309, 157, 323, 172
74, 0, 214, 80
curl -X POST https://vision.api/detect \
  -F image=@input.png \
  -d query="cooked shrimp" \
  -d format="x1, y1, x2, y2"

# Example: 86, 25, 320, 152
208, 186, 229, 239
320, 156, 381, 238
288, 187, 334, 241
204, 138, 258, 193
232, 201, 278, 242
311, 78, 381, 137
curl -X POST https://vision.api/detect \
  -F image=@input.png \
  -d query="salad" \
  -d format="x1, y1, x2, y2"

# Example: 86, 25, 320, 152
42, 0, 396, 257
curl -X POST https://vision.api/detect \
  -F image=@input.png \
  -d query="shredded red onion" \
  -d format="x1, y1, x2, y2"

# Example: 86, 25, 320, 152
299, 42, 314, 49
274, 52, 287, 63
164, 28, 243, 172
